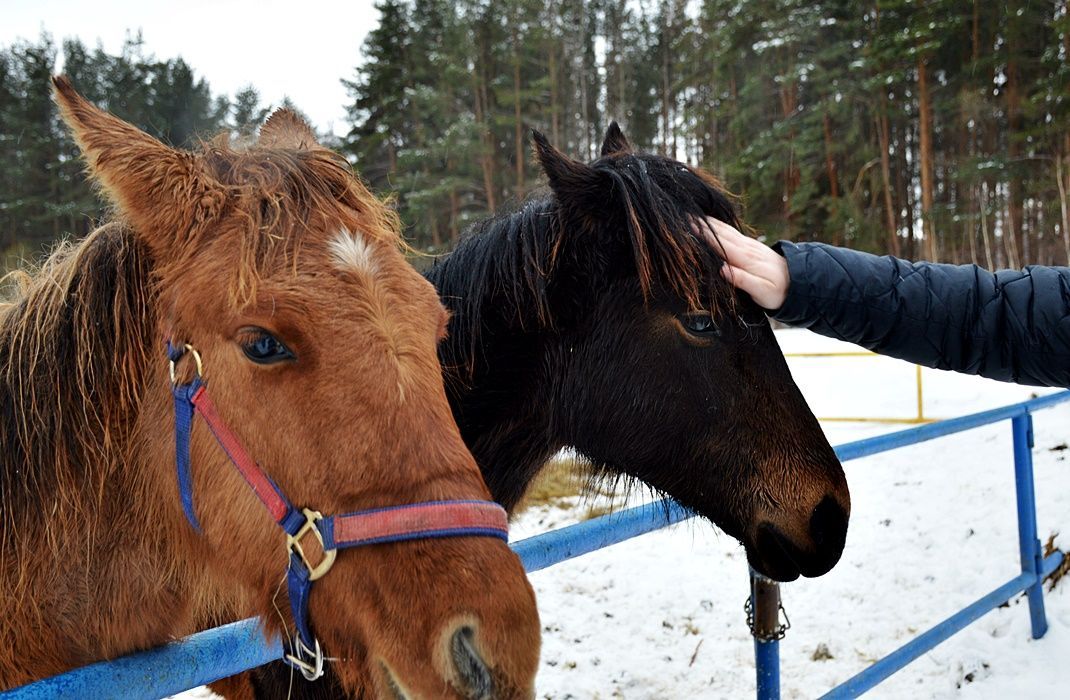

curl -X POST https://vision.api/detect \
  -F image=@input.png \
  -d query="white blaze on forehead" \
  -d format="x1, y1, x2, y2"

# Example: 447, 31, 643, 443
329, 228, 378, 277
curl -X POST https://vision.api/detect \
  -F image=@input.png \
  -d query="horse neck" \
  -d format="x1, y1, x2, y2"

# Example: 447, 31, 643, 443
425, 201, 566, 511
0, 226, 203, 684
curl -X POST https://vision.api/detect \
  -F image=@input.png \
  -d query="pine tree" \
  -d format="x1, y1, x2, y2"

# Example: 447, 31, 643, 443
231, 85, 269, 139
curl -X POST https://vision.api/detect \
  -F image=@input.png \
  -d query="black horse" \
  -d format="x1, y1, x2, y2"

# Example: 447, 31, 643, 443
220, 125, 849, 700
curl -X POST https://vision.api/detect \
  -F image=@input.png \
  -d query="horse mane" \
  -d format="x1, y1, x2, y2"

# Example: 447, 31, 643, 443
0, 136, 403, 547
427, 155, 742, 374
0, 223, 155, 548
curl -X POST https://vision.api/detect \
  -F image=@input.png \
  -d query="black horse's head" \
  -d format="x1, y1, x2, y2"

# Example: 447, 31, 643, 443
528, 124, 849, 581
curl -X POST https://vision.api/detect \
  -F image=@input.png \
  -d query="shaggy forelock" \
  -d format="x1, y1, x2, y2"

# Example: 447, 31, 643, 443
182, 142, 403, 306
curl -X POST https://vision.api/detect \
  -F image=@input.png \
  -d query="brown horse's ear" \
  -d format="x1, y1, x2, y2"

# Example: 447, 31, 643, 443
600, 122, 631, 156
532, 130, 608, 212
259, 109, 320, 150
51, 75, 226, 255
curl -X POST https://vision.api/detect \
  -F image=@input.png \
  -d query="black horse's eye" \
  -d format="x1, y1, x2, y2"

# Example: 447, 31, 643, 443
681, 312, 721, 338
240, 329, 295, 365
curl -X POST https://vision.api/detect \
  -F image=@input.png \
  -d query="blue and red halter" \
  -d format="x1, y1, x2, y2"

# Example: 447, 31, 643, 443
167, 341, 509, 680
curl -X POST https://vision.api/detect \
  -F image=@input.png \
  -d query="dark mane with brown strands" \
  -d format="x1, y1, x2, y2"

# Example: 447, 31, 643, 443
427, 140, 742, 376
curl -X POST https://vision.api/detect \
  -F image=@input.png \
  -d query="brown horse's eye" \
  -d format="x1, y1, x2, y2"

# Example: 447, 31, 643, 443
239, 328, 295, 365
680, 312, 721, 338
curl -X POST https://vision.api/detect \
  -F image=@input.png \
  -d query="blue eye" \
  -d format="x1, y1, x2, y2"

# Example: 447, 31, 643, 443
241, 329, 295, 364
681, 312, 721, 338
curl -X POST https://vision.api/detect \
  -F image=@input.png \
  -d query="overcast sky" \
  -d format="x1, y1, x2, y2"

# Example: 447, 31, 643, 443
2, 0, 380, 137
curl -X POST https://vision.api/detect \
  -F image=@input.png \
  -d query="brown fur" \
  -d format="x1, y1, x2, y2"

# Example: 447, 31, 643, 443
0, 78, 539, 698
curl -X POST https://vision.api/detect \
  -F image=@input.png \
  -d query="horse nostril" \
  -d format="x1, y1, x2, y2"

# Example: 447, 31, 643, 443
810, 496, 848, 553
450, 626, 494, 700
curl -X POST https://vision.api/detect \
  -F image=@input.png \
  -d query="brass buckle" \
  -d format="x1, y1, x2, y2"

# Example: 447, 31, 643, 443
169, 343, 204, 385
287, 508, 337, 581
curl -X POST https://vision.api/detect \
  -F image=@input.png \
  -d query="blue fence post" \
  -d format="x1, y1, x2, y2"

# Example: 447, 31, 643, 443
1011, 411, 1048, 639
749, 571, 782, 700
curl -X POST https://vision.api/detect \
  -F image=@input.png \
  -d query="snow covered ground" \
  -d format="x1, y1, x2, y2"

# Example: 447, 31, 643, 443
179, 328, 1069, 699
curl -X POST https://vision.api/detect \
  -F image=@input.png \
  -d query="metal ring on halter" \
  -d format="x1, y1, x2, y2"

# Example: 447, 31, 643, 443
286, 633, 326, 681
169, 344, 204, 385
287, 508, 338, 581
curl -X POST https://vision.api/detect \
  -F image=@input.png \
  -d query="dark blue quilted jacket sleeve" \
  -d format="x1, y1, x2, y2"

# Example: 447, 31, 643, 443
772, 241, 1070, 388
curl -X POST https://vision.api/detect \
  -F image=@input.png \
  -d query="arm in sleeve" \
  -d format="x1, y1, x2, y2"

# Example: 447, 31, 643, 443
771, 241, 1070, 388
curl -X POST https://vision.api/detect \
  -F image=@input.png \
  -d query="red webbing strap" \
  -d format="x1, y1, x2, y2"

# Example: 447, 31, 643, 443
190, 385, 292, 524
325, 500, 510, 548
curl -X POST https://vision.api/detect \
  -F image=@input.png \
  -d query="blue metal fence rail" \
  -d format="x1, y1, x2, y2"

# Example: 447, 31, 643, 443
4, 391, 1069, 699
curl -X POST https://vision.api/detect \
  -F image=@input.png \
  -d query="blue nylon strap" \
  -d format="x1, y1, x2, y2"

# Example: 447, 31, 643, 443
316, 516, 335, 548
279, 507, 307, 537
165, 340, 185, 363
172, 377, 204, 532
286, 553, 316, 650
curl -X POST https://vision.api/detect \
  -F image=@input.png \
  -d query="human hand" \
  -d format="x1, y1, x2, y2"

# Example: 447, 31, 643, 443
695, 217, 789, 311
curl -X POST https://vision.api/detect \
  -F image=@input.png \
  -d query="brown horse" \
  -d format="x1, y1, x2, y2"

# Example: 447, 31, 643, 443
0, 79, 539, 698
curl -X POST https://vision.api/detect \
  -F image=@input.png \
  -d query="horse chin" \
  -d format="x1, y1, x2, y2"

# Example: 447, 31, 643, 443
744, 518, 846, 582
745, 535, 803, 583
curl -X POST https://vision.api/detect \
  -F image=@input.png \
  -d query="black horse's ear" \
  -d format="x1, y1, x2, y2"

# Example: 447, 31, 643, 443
532, 129, 606, 209
600, 122, 631, 156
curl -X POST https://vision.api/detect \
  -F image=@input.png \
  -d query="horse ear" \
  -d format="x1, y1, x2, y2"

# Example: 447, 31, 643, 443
532, 130, 607, 209
600, 122, 631, 156
51, 75, 226, 255
259, 108, 320, 150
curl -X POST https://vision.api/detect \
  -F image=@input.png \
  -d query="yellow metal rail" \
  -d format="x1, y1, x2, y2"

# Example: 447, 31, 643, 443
782, 351, 935, 424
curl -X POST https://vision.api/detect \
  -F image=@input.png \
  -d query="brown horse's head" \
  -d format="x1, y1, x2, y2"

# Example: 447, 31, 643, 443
522, 125, 850, 582
49, 78, 539, 697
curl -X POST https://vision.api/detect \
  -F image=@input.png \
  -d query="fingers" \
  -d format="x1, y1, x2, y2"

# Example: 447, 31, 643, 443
694, 215, 790, 310
719, 263, 781, 308
695, 217, 765, 264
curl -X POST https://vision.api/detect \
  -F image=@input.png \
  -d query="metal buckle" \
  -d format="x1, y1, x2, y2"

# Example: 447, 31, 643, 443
287, 508, 337, 581
169, 343, 204, 385
285, 632, 326, 681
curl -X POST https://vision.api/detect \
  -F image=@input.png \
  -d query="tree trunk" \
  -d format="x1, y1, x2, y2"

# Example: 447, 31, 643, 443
547, 2, 560, 146
429, 211, 441, 248
614, 2, 626, 125
979, 182, 994, 269
512, 21, 524, 200
472, 61, 497, 214
898, 116, 916, 259
1006, 24, 1024, 266
917, 57, 937, 260
823, 110, 839, 199
1057, 145, 1070, 265
780, 67, 799, 234
876, 95, 899, 255
660, 15, 670, 155
449, 187, 460, 244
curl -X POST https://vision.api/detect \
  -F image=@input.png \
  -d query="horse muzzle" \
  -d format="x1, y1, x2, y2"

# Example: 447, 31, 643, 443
748, 496, 850, 581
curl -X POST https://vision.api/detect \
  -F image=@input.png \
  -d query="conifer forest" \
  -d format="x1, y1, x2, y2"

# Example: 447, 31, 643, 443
3, 1, 1070, 267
